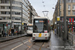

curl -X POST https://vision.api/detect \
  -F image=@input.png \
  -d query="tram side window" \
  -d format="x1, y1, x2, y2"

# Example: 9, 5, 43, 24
33, 25, 37, 32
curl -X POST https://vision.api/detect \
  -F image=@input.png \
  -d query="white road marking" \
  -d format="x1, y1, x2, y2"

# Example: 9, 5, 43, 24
11, 39, 31, 50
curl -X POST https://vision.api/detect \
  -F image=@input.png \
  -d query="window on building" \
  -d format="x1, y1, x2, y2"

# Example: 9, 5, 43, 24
8, 6, 11, 9
0, 0, 1, 3
0, 6, 10, 9
7, 17, 11, 20
0, 0, 10, 3
73, 0, 75, 2
60, 11, 61, 15
6, 0, 10, 3
15, 17, 21, 20
2, 17, 6, 20
61, 18, 64, 22
67, 0, 71, 3
68, 5, 71, 10
0, 11, 1, 14
1, 11, 6, 14
60, 18, 62, 21
0, 17, 2, 20
12, 1, 21, 5
67, 18, 69, 22
6, 11, 10, 14
68, 11, 71, 15
74, 18, 75, 22
60, 5, 61, 9
60, 0, 62, 3
73, 5, 75, 10
73, 11, 75, 15
12, 17, 15, 20
9, 12, 10, 14
15, 12, 21, 15
12, 6, 21, 10
1, 6, 5, 9
1, 0, 5, 3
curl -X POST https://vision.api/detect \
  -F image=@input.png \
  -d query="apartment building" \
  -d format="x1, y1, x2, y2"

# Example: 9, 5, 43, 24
53, 0, 75, 32
0, 0, 38, 35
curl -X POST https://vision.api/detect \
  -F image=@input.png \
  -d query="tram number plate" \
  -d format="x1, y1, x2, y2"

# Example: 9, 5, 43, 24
39, 33, 42, 37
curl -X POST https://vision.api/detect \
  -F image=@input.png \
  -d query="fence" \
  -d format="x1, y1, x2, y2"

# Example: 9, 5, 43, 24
68, 33, 75, 46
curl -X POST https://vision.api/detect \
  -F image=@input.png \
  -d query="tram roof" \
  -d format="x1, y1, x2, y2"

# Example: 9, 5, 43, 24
27, 23, 33, 26
33, 17, 48, 19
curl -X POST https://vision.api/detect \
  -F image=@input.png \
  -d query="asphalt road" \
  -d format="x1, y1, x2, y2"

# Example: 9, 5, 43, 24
0, 35, 50, 50
0, 31, 74, 50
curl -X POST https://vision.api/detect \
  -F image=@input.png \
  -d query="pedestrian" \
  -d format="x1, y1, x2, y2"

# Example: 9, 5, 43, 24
16, 31, 18, 35
4, 32, 7, 37
25, 27, 26, 33
8, 29, 11, 36
2, 30, 4, 37
54, 28, 56, 35
11, 28, 14, 36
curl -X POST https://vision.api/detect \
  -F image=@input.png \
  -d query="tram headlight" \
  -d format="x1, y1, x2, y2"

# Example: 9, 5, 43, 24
34, 34, 36, 36
44, 34, 47, 36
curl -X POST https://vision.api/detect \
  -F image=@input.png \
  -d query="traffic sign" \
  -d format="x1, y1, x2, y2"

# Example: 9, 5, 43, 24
57, 16, 60, 21
22, 23, 24, 25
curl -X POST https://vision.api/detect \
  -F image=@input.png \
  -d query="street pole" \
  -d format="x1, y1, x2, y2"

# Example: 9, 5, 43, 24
29, 5, 32, 23
10, 0, 12, 29
64, 0, 67, 41
58, 0, 60, 37
56, 2, 58, 35
21, 3, 23, 33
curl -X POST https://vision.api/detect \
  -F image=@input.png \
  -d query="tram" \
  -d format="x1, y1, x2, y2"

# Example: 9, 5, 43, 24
32, 17, 51, 40
27, 23, 33, 35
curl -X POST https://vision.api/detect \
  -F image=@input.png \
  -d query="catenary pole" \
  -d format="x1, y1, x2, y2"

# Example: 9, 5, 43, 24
64, 0, 67, 41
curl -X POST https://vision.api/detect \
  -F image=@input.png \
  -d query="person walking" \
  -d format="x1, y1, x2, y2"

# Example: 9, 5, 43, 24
11, 28, 14, 36
55, 28, 56, 35
2, 30, 4, 37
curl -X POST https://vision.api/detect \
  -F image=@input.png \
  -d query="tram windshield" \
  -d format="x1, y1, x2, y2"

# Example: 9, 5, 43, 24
33, 19, 48, 33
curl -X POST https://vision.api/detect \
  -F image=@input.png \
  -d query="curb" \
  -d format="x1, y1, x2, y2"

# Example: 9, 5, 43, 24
0, 35, 26, 42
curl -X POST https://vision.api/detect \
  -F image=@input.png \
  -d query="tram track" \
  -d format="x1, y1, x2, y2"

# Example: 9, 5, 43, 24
0, 37, 31, 49
39, 42, 44, 50
26, 40, 45, 50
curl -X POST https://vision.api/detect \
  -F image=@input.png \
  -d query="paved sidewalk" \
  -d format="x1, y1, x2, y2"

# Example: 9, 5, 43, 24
50, 31, 72, 50
0, 34, 26, 42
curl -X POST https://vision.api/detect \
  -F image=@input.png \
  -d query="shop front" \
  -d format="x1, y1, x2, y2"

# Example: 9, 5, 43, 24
0, 22, 10, 37
22, 23, 27, 34
68, 22, 75, 33
13, 23, 21, 35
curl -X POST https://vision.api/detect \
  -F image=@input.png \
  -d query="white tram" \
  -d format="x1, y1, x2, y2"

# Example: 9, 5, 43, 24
32, 17, 51, 40
27, 23, 33, 35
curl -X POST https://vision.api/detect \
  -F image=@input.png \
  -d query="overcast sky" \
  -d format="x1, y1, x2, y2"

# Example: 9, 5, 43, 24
28, 0, 57, 20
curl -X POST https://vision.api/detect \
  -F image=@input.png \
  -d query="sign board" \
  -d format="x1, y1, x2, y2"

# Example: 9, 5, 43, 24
13, 23, 21, 25
22, 23, 24, 25
57, 16, 60, 21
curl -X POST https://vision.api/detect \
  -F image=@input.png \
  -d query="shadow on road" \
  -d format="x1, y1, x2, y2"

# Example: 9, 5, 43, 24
33, 40, 50, 42
25, 34, 32, 37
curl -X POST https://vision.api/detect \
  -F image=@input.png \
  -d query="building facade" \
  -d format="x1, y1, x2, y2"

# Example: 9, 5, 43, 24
0, 0, 38, 35
53, 0, 75, 32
